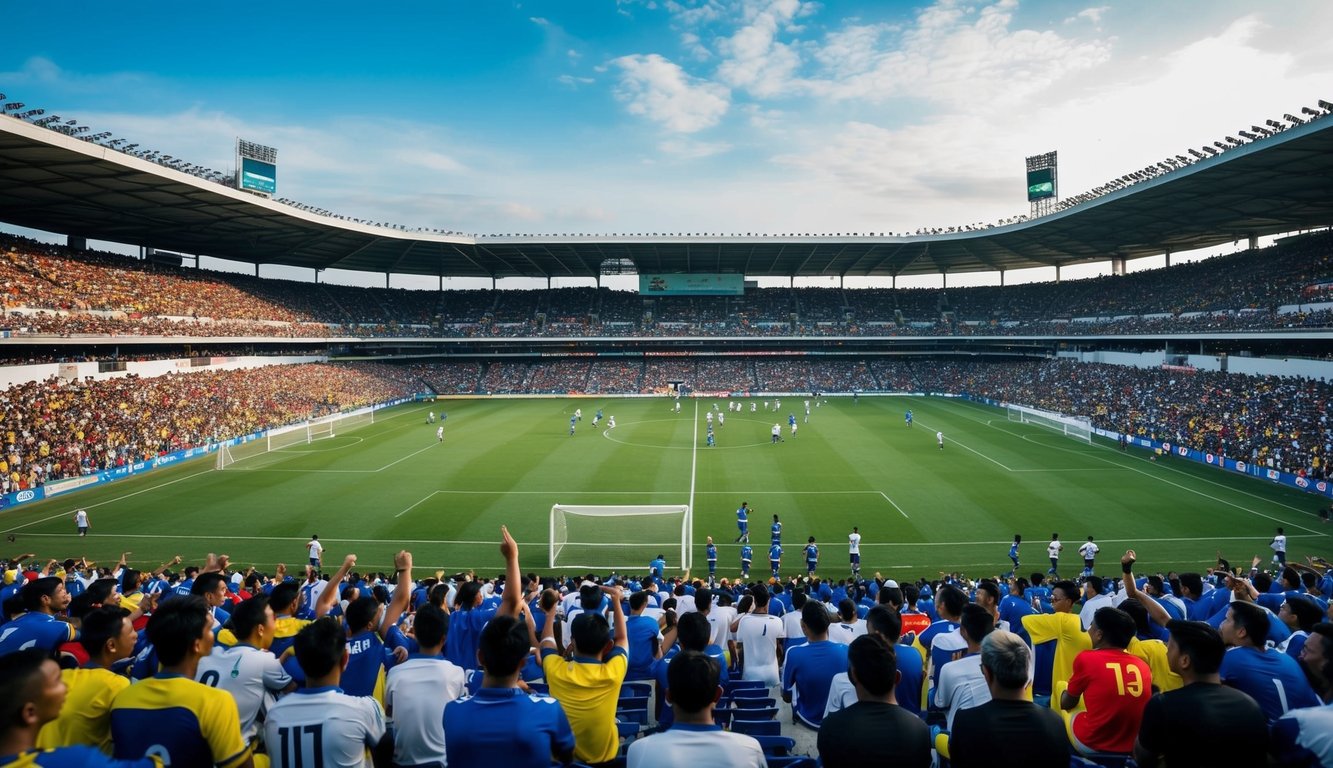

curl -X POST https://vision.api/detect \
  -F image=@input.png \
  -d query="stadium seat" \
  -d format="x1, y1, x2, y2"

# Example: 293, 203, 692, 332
617, 694, 650, 711
616, 721, 641, 740
526, 682, 549, 695
729, 687, 773, 700
616, 708, 649, 726
726, 679, 768, 693
620, 681, 653, 699
752, 735, 796, 756
730, 719, 782, 737
728, 706, 779, 721
731, 696, 777, 709
766, 758, 816, 768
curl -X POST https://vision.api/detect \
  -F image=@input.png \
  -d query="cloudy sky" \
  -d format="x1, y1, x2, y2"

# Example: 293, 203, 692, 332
3, 0, 1331, 288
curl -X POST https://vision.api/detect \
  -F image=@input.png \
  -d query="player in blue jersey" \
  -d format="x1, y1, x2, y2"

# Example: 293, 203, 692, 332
649, 554, 667, 580
705, 537, 718, 582
769, 543, 783, 579
569, 415, 576, 436
735, 502, 750, 543
788, 413, 797, 429
1006, 534, 1022, 578
805, 537, 820, 576
706, 431, 715, 447
905, 409, 913, 428
771, 515, 782, 547
740, 544, 753, 579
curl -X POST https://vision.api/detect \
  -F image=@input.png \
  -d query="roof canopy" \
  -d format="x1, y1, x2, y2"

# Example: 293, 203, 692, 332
2, 116, 1332, 279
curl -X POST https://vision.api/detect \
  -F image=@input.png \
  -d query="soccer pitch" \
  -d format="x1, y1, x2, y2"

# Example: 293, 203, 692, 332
3, 396, 1329, 579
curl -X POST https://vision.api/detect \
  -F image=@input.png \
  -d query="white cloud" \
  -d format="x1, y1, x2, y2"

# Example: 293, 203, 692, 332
611, 53, 731, 133
557, 74, 596, 87
529, 16, 550, 26
1068, 6, 1110, 24
658, 137, 732, 158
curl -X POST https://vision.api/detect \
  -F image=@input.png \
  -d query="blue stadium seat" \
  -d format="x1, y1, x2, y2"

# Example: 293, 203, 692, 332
617, 694, 650, 711
526, 682, 549, 695
727, 679, 768, 693
620, 681, 653, 699
730, 719, 782, 737
616, 708, 649, 726
729, 687, 773, 700
766, 757, 816, 768
616, 720, 641, 740
731, 696, 777, 709
728, 706, 779, 721
752, 735, 796, 756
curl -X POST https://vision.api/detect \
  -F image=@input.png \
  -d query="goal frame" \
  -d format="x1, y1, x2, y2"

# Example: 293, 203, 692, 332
1006, 403, 1093, 444
549, 504, 692, 571
216, 406, 376, 469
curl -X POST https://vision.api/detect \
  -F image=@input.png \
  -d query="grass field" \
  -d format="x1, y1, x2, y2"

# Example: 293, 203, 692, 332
3, 396, 1330, 581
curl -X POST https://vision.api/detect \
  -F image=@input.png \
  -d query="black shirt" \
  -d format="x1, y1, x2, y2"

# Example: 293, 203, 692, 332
949, 698, 1069, 768
818, 701, 931, 768
1135, 681, 1268, 767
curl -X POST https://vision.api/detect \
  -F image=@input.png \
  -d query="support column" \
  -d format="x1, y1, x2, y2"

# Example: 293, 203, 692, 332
1000, 270, 1005, 287
1112, 258, 1127, 276
1164, 249, 1171, 268
942, 272, 947, 289
68, 236, 87, 251
385, 273, 390, 289
1055, 264, 1062, 283
1248, 234, 1258, 250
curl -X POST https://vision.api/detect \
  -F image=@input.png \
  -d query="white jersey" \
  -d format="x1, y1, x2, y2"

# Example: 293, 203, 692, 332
264, 687, 387, 768
937, 431, 944, 445
848, 533, 861, 555
1047, 540, 1062, 559
384, 656, 468, 766
824, 672, 856, 716
74, 510, 89, 527
781, 610, 806, 648
196, 643, 292, 742
308, 539, 324, 561
1078, 541, 1100, 561
734, 614, 785, 686
626, 725, 766, 768
1272, 534, 1287, 554
707, 606, 737, 647
934, 654, 991, 731
828, 620, 867, 645
436, 426, 444, 440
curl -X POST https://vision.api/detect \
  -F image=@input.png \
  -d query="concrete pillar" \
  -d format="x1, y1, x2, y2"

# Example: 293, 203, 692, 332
68, 236, 87, 251
1055, 264, 1062, 283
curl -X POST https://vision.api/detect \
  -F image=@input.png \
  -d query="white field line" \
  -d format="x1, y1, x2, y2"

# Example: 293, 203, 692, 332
880, 491, 910, 519
394, 491, 443, 518
0, 468, 217, 534
911, 418, 1014, 472
374, 441, 440, 472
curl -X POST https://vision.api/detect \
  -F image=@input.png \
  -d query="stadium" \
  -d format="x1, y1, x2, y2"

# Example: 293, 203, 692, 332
3, 4, 1333, 767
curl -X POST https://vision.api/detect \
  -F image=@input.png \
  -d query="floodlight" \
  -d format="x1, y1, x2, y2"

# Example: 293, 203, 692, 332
1320, 100, 1333, 111
1302, 106, 1319, 116
1287, 113, 1306, 124
1266, 119, 1283, 130
1238, 130, 1257, 140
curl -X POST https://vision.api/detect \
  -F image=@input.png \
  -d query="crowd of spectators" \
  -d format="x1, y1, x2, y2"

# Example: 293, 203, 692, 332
5, 231, 1333, 341
0, 362, 416, 493
2, 526, 1330, 767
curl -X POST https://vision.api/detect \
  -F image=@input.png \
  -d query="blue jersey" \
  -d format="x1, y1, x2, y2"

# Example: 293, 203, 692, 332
740, 545, 753, 563
769, 545, 783, 562
771, 522, 782, 545
625, 615, 661, 680
781, 640, 849, 727
736, 507, 748, 525
1218, 645, 1320, 722
343, 629, 390, 700
805, 544, 819, 562
0, 611, 77, 656
788, 414, 796, 426
649, 557, 666, 577
706, 544, 717, 563
905, 411, 912, 423
1, 745, 159, 768
444, 688, 575, 768
444, 606, 499, 670
1008, 542, 1020, 560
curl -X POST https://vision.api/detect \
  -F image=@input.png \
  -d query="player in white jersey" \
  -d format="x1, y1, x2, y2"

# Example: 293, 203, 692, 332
307, 535, 324, 569
750, 401, 757, 412
1046, 533, 1063, 576
436, 426, 444, 442
848, 527, 862, 579
196, 595, 294, 743
427, 411, 435, 424
384, 605, 467, 766
718, 412, 725, 427
265, 618, 389, 768
937, 431, 944, 449
74, 509, 90, 536
574, 408, 582, 422
1078, 535, 1099, 576
674, 400, 682, 413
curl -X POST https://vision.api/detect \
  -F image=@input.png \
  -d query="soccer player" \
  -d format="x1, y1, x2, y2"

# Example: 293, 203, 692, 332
769, 542, 783, 579
805, 536, 819, 576
1061, 607, 1152, 756
740, 544, 753, 579
607, 415, 615, 428
706, 411, 713, 427
569, 415, 576, 436
770, 515, 782, 548
771, 423, 781, 444
1271, 526, 1288, 566
74, 508, 90, 537
937, 430, 944, 449
1006, 535, 1021, 578
735, 501, 750, 543
2, 649, 161, 768
790, 422, 798, 438
848, 527, 862, 580
427, 411, 435, 424
264, 617, 391, 768
436, 425, 444, 442
1046, 533, 1062, 576
111, 596, 255, 768
718, 411, 725, 427
705, 537, 718, 581
905, 409, 913, 428
574, 408, 582, 422
750, 401, 757, 412
1078, 536, 1099, 577
788, 413, 796, 430
674, 401, 681, 413
195, 595, 295, 746
706, 431, 715, 447
307, 535, 323, 570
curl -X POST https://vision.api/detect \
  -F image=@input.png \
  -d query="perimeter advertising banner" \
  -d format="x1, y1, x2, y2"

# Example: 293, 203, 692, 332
639, 274, 744, 296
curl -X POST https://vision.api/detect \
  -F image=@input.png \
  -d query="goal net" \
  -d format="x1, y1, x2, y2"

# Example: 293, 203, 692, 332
1006, 403, 1093, 444
217, 407, 376, 469
550, 504, 692, 571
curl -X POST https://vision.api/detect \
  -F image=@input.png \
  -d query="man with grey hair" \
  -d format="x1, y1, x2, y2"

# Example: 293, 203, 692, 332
949, 630, 1068, 768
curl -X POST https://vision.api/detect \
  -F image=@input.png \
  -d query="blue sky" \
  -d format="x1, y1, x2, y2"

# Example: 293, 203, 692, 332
3, 1, 1332, 288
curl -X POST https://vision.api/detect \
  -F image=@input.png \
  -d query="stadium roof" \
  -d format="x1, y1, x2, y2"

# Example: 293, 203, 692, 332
2, 115, 1333, 280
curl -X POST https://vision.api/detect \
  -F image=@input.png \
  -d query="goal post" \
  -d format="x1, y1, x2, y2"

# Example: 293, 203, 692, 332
550, 504, 692, 571
216, 405, 377, 470
1006, 403, 1093, 444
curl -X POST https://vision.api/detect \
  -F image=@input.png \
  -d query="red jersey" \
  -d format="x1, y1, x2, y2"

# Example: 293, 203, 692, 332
1067, 647, 1152, 753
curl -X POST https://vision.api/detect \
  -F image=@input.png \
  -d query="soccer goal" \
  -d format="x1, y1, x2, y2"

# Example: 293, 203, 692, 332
1006, 403, 1093, 444
217, 406, 376, 469
549, 504, 692, 571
